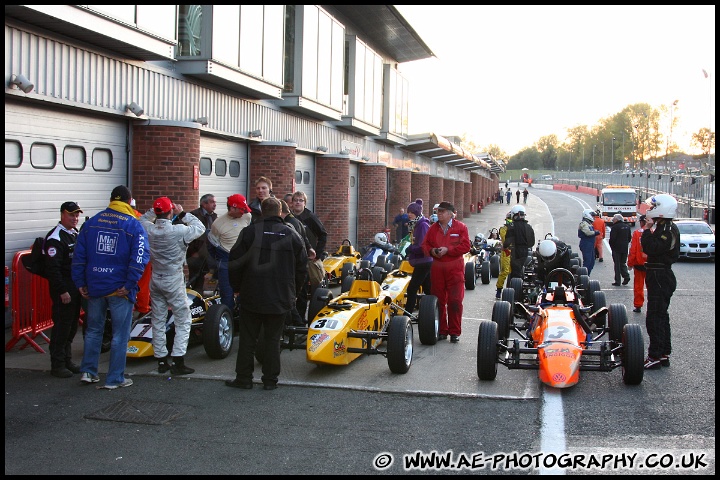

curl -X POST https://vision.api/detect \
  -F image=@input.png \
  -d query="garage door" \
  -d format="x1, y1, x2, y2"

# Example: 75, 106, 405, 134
198, 137, 249, 215
294, 154, 316, 211
4, 101, 128, 270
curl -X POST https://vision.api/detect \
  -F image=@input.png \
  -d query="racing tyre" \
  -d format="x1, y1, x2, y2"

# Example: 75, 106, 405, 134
359, 260, 370, 269
491, 300, 512, 340
375, 255, 388, 271
576, 266, 589, 277
371, 266, 386, 284
579, 274, 590, 293
480, 261, 491, 285
591, 291, 607, 327
476, 320, 499, 381
391, 254, 401, 270
500, 287, 515, 305
465, 261, 477, 290
621, 324, 644, 385
586, 279, 601, 304
608, 303, 628, 343
509, 277, 524, 305
340, 275, 354, 294
203, 304, 235, 359
341, 262, 354, 283
490, 255, 500, 278
308, 288, 333, 324
417, 295, 439, 345
387, 316, 413, 374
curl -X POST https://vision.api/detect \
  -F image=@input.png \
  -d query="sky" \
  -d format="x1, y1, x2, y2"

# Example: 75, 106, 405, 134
395, 5, 715, 157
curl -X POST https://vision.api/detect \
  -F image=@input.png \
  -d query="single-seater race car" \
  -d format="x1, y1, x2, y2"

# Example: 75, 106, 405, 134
126, 288, 238, 360
322, 239, 361, 287
283, 266, 439, 373
477, 267, 644, 387
464, 233, 499, 289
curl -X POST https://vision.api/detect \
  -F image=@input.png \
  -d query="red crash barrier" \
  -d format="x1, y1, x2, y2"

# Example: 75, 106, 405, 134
5, 250, 53, 353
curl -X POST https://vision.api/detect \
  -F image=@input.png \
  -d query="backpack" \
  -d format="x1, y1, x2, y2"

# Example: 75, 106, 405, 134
21, 237, 48, 278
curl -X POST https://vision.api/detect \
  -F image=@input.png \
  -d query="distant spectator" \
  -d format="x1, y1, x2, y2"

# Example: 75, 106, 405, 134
392, 208, 410, 242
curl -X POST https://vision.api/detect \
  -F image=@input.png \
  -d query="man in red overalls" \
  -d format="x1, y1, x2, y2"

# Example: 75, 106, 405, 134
421, 201, 471, 343
627, 215, 648, 313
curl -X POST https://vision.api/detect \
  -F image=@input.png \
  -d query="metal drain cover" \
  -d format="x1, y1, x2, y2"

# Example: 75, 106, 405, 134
85, 400, 189, 425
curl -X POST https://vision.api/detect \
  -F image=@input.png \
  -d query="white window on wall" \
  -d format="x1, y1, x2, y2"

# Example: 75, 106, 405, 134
87, 5, 176, 41
211, 5, 284, 86
384, 65, 409, 137
301, 5, 344, 111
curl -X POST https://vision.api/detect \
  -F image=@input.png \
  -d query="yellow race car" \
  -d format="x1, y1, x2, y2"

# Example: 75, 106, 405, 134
284, 266, 439, 373
322, 239, 361, 287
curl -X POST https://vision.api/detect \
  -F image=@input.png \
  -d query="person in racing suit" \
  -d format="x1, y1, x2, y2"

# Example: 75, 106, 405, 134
504, 205, 535, 281
495, 213, 513, 298
534, 237, 572, 285
139, 197, 205, 375
421, 201, 471, 342
627, 215, 648, 313
640, 194, 680, 370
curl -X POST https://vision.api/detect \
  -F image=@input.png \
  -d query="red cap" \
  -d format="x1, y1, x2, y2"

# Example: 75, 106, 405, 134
153, 196, 173, 214
227, 194, 249, 213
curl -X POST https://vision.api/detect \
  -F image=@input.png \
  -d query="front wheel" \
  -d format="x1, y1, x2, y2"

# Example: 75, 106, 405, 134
622, 324, 644, 385
417, 295, 439, 345
308, 288, 333, 324
476, 320, 499, 380
387, 316, 413, 374
203, 304, 234, 359
480, 261, 491, 284
490, 255, 500, 278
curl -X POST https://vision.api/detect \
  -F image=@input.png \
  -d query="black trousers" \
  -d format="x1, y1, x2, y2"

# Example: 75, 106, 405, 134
645, 268, 676, 359
405, 262, 432, 313
612, 250, 630, 283
234, 308, 286, 386
49, 288, 81, 369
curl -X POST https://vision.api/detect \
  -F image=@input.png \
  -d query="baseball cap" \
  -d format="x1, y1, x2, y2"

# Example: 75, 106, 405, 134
227, 194, 250, 213
110, 185, 132, 202
436, 201, 456, 213
153, 196, 173, 214
61, 201, 83, 213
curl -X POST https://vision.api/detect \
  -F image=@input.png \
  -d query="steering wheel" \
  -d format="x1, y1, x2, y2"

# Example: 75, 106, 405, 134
545, 268, 575, 291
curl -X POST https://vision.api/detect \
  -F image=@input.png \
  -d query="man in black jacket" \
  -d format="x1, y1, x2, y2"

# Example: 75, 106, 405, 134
503, 205, 535, 280
609, 214, 632, 286
45, 201, 84, 378
290, 191, 328, 319
226, 197, 307, 390
280, 199, 315, 326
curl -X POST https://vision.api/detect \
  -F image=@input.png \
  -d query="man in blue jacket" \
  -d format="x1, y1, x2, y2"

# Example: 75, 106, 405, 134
72, 185, 150, 389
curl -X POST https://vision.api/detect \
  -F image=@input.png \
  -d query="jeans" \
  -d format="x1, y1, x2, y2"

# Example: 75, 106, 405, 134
216, 258, 235, 310
81, 295, 133, 386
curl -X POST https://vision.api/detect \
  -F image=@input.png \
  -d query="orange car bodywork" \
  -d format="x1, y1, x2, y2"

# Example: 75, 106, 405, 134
531, 289, 587, 388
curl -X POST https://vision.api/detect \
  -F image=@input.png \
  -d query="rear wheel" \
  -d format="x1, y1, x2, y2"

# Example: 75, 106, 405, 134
203, 304, 234, 359
308, 288, 332, 324
591, 291, 607, 327
480, 261, 491, 284
621, 324, 644, 385
340, 275, 354, 294
576, 266, 589, 277
586, 279, 601, 304
465, 261, 476, 290
500, 287, 515, 305
387, 316, 413, 374
476, 320, 499, 380
491, 300, 512, 340
375, 254, 388, 270
509, 277, 524, 305
608, 303, 628, 342
417, 295, 439, 345
371, 266, 386, 284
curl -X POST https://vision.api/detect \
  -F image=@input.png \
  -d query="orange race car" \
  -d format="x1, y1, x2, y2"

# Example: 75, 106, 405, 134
477, 267, 644, 387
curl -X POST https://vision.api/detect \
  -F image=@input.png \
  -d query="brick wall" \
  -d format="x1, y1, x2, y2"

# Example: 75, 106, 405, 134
249, 144, 296, 199
358, 163, 388, 246
130, 124, 200, 211
315, 156, 350, 251
388, 169, 412, 242
464, 181, 473, 217
442, 178, 455, 210
454, 180, 465, 219
410, 172, 430, 216
428, 176, 444, 213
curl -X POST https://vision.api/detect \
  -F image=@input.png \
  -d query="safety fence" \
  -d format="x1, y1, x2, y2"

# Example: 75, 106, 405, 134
5, 250, 53, 353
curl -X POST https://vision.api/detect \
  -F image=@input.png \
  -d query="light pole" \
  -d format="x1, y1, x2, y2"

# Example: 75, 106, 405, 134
666, 99, 678, 168
602, 142, 605, 171
611, 137, 616, 173
634, 124, 641, 170
592, 144, 596, 170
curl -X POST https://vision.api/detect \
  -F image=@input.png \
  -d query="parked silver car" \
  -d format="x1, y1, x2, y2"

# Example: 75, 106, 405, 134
674, 219, 715, 261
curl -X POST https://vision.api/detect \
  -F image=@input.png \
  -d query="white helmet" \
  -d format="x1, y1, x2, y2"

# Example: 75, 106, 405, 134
374, 232, 388, 244
645, 194, 677, 219
582, 209, 595, 222
510, 205, 526, 218
475, 233, 486, 244
538, 239, 557, 261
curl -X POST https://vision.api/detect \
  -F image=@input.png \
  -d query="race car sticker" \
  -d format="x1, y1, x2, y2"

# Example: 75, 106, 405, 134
357, 310, 368, 330
308, 333, 330, 353
311, 318, 341, 330
332, 339, 346, 357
